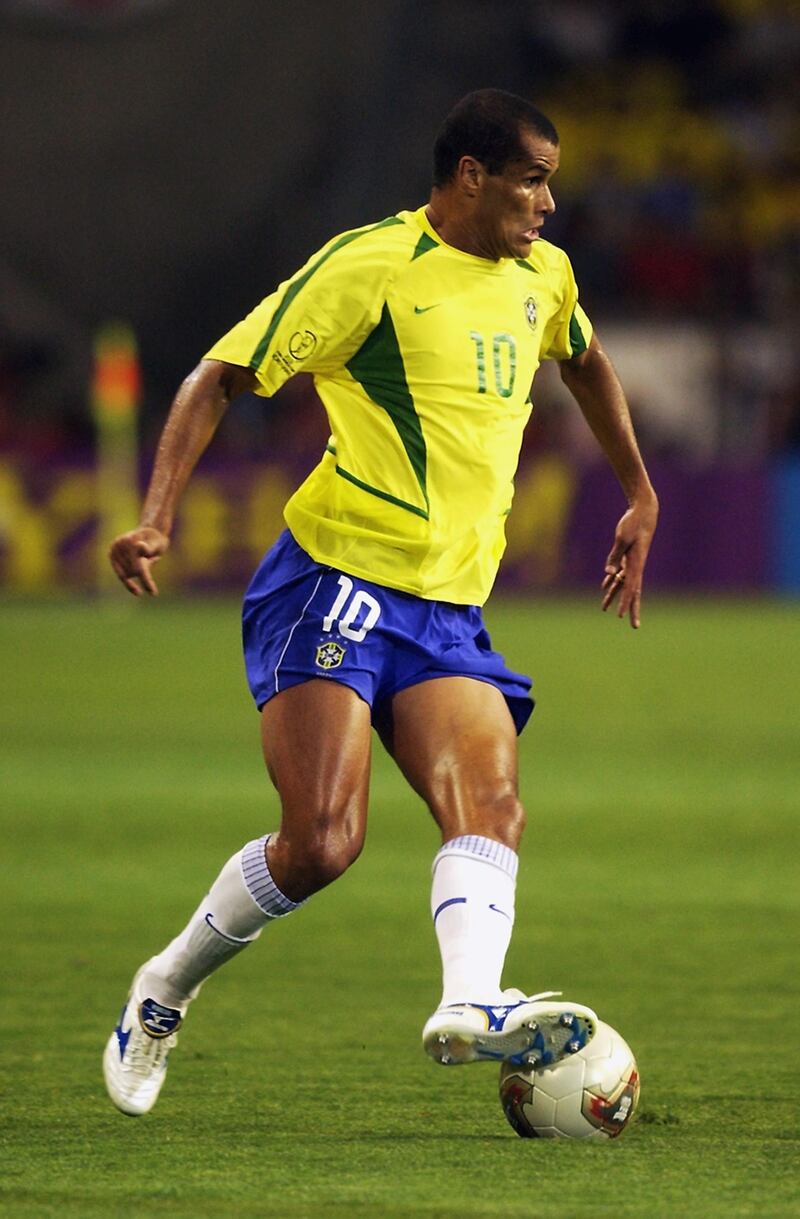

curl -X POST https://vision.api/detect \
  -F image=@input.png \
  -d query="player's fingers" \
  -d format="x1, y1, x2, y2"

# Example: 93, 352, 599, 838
616, 558, 643, 628
600, 572, 624, 607
602, 554, 627, 609
109, 555, 143, 597
112, 558, 145, 597
616, 581, 641, 627
603, 535, 628, 578
109, 541, 159, 596
602, 558, 628, 594
110, 549, 138, 589
605, 562, 644, 624
136, 554, 159, 596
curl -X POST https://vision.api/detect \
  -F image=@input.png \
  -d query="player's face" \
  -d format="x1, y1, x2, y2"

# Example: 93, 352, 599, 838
475, 130, 559, 260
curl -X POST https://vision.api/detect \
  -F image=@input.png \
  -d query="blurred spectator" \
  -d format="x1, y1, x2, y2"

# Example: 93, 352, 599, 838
1, 0, 798, 456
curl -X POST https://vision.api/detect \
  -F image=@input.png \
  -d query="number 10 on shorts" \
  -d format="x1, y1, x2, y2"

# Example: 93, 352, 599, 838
322, 575, 382, 641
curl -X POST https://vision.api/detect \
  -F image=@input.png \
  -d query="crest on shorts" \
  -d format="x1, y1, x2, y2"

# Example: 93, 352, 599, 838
316, 641, 345, 670
524, 296, 538, 331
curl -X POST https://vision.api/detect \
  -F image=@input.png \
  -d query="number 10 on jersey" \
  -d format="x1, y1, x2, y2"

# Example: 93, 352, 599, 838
469, 331, 517, 399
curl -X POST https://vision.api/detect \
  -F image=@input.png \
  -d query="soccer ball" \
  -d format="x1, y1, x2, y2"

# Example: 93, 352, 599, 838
499, 1020, 640, 1140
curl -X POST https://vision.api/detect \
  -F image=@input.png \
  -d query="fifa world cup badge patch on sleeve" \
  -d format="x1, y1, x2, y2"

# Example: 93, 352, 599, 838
316, 641, 346, 670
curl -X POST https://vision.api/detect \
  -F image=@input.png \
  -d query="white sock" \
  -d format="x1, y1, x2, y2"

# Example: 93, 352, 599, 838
141, 834, 302, 1009
431, 835, 518, 1007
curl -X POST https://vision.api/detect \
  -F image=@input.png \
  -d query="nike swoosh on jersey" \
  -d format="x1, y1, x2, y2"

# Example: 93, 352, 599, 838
488, 903, 512, 921
414, 304, 440, 314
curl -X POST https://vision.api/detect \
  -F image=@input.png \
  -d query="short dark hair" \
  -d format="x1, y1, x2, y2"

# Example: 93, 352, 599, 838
432, 89, 559, 187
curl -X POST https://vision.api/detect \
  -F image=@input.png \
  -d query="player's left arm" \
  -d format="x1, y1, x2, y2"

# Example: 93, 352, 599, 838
560, 333, 659, 629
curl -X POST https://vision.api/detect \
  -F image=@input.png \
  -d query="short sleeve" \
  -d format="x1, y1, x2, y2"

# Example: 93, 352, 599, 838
204, 220, 404, 397
539, 251, 594, 362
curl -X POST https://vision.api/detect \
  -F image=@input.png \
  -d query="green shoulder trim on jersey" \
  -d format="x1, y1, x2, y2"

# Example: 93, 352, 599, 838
345, 303, 428, 508
248, 216, 405, 371
412, 232, 439, 260
334, 465, 429, 520
325, 442, 337, 456
569, 308, 588, 357
515, 259, 539, 273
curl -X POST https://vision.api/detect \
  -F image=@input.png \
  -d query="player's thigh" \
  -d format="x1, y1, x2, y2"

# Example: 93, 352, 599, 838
387, 676, 524, 848
260, 678, 372, 844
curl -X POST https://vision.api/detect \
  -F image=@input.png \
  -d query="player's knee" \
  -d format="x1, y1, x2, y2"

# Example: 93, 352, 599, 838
481, 790, 526, 848
433, 784, 525, 849
290, 812, 365, 892
306, 835, 362, 889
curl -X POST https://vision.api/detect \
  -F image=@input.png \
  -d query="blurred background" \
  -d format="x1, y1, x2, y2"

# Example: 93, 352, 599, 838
1, 0, 799, 597
3, 8, 798, 1207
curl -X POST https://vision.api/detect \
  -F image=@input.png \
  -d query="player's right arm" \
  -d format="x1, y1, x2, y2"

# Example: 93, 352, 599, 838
112, 220, 404, 596
109, 359, 255, 596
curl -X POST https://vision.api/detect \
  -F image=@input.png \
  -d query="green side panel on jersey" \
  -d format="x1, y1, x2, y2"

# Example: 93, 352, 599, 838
334, 465, 429, 520
412, 232, 439, 260
569, 308, 588, 357
515, 259, 540, 273
345, 303, 428, 509
248, 216, 404, 371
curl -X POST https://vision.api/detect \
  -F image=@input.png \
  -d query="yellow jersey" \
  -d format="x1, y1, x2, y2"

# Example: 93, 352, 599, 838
205, 206, 592, 604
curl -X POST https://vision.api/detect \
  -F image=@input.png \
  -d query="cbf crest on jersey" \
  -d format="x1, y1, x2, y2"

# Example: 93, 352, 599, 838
316, 641, 345, 670
524, 297, 538, 332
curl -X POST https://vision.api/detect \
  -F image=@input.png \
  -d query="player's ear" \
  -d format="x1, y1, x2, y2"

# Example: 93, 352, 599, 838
456, 155, 483, 196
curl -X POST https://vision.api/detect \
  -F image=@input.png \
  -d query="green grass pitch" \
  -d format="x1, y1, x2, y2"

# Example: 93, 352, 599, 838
1, 595, 798, 1218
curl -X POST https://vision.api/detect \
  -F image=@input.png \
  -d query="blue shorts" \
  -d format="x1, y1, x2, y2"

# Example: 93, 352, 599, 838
242, 530, 534, 734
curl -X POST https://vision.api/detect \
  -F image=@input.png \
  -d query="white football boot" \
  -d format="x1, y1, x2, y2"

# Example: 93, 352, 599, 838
103, 962, 184, 1115
422, 989, 597, 1067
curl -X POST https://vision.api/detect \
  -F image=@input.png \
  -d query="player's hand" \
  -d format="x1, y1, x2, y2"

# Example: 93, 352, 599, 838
109, 526, 170, 597
601, 495, 658, 629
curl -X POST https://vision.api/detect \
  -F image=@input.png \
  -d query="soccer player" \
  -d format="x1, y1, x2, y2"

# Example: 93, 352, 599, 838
104, 89, 658, 1116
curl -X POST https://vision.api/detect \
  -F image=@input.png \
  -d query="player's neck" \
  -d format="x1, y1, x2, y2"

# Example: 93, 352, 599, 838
425, 198, 500, 262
